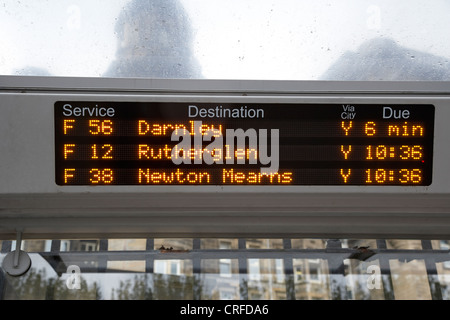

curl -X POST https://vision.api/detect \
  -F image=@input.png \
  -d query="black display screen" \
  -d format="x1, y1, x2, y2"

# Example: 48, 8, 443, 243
55, 102, 434, 186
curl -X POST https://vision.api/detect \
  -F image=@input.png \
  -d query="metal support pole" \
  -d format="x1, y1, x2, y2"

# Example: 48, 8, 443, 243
13, 230, 23, 268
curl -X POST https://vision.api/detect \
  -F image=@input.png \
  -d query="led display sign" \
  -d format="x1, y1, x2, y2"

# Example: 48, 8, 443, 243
55, 102, 434, 186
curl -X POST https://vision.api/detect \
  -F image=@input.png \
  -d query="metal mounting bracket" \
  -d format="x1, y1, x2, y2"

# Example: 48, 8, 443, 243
2, 230, 31, 276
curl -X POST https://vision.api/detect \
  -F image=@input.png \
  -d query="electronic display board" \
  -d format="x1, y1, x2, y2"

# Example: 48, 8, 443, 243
55, 102, 434, 186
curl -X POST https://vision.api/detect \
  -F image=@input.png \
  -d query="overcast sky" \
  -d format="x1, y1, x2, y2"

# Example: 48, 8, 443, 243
1, 0, 450, 80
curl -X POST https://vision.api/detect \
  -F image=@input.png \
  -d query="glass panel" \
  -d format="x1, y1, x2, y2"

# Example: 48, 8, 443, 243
1, 0, 449, 80
59, 240, 101, 252
107, 261, 145, 272
293, 258, 331, 300
436, 259, 450, 299
108, 239, 146, 251
389, 259, 431, 299
344, 259, 386, 300
154, 259, 192, 276
154, 239, 192, 251
201, 239, 238, 250
22, 240, 52, 252
291, 239, 326, 249
246, 239, 283, 249
342, 239, 378, 249
153, 259, 194, 299
0, 253, 104, 299
433, 239, 449, 250
1, 238, 450, 300
200, 259, 240, 300
106, 274, 153, 300
247, 259, 287, 300
386, 239, 423, 250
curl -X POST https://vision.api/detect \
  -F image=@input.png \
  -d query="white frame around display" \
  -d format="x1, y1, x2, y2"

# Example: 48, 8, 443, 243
0, 76, 449, 239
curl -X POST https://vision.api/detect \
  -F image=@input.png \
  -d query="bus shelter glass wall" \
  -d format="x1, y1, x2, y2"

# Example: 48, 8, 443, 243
1, 0, 449, 81
2, 238, 450, 300
2, 0, 450, 300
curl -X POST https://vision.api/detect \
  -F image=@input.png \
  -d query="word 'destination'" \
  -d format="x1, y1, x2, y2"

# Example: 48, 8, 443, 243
171, 121, 280, 174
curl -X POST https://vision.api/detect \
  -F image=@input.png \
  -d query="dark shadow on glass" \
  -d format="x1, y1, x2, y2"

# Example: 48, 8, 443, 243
321, 38, 450, 81
103, 0, 202, 79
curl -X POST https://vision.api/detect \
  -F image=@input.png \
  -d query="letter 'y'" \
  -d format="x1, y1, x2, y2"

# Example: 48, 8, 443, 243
259, 129, 279, 174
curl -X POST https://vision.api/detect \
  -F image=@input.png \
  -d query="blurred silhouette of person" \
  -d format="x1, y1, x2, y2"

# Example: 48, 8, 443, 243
321, 38, 450, 81
104, 0, 201, 78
